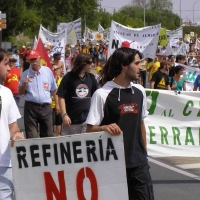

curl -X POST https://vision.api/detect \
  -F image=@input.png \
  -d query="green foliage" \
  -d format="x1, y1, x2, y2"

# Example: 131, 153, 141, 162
1, 0, 181, 42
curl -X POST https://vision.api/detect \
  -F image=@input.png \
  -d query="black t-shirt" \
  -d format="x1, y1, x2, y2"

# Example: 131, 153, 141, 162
57, 72, 98, 124
98, 83, 147, 167
23, 61, 30, 72
151, 70, 169, 90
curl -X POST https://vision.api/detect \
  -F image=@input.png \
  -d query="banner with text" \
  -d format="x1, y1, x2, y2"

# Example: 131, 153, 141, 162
49, 37, 66, 73
108, 21, 161, 59
167, 26, 183, 39
11, 132, 128, 200
57, 18, 82, 40
158, 28, 168, 47
145, 90, 200, 157
39, 25, 67, 47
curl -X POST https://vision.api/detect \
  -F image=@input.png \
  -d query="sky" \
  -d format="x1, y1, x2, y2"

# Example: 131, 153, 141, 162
100, 0, 200, 23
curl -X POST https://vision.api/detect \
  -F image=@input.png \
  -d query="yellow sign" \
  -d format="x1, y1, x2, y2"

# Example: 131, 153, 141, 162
158, 28, 168, 47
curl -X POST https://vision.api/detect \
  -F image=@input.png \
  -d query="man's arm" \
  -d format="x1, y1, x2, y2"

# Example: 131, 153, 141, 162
9, 122, 24, 147
59, 97, 71, 126
141, 120, 147, 151
86, 124, 122, 136
167, 85, 171, 90
150, 81, 155, 89
193, 86, 197, 91
19, 77, 29, 95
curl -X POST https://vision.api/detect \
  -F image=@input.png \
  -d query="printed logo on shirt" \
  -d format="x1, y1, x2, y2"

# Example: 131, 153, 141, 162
76, 84, 89, 98
157, 77, 166, 88
44, 83, 49, 89
118, 103, 138, 115
7, 74, 18, 83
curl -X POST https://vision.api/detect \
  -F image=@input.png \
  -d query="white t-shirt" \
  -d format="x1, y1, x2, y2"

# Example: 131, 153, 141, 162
0, 85, 21, 167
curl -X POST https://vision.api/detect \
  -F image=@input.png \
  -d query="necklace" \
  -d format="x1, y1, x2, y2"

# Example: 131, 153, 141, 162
79, 75, 86, 81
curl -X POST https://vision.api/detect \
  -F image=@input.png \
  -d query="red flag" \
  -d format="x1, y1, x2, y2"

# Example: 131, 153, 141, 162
36, 38, 52, 71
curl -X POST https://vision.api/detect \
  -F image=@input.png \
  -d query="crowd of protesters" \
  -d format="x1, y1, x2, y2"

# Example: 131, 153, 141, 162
1, 36, 200, 199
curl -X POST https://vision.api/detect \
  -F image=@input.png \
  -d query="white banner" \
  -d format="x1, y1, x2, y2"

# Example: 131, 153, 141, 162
11, 132, 128, 200
108, 21, 161, 59
167, 26, 183, 39
49, 37, 66, 73
171, 42, 188, 56
145, 90, 200, 157
176, 63, 200, 91
98, 24, 104, 32
84, 27, 103, 41
39, 25, 67, 47
57, 18, 82, 40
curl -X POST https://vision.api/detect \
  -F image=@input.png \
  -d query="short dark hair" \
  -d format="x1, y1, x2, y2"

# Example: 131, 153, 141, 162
101, 47, 142, 85
0, 48, 8, 62
71, 53, 93, 75
176, 55, 185, 63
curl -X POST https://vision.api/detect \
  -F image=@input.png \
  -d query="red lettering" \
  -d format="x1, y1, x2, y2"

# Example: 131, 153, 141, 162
44, 171, 67, 200
76, 167, 98, 200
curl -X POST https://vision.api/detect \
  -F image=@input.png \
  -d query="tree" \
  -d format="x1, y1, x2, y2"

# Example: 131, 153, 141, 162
0, 0, 25, 40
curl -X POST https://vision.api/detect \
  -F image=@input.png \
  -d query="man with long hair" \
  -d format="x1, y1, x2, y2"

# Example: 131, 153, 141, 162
57, 53, 98, 135
85, 47, 154, 200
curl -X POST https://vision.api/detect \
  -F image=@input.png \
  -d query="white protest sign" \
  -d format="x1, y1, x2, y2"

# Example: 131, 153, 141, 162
57, 18, 82, 40
145, 90, 200, 157
108, 21, 161, 59
49, 37, 66, 73
39, 25, 67, 47
176, 63, 200, 91
98, 24, 104, 32
11, 132, 128, 200
167, 26, 183, 39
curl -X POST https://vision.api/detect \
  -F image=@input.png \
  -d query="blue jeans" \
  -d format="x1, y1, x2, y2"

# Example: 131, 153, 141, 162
13, 94, 21, 106
0, 167, 14, 200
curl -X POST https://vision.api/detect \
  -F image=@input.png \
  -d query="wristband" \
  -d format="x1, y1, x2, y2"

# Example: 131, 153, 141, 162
61, 113, 68, 118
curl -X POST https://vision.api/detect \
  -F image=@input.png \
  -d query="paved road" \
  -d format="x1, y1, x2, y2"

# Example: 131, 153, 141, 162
18, 97, 200, 200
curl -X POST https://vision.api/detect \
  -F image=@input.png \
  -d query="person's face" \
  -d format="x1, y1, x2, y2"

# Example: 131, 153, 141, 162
29, 57, 40, 71
9, 56, 16, 67
84, 59, 94, 72
178, 58, 185, 64
55, 55, 61, 60
171, 56, 175, 61
125, 54, 142, 81
0, 56, 10, 82
65, 53, 70, 58
178, 68, 184, 75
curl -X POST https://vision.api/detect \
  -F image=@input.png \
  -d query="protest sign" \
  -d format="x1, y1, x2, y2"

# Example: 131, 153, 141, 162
145, 90, 200, 157
57, 18, 82, 40
167, 26, 183, 39
39, 25, 67, 47
108, 21, 161, 59
158, 28, 168, 47
11, 132, 128, 200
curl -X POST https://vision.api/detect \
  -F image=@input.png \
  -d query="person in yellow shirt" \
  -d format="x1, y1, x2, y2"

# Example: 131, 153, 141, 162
81, 45, 89, 54
51, 64, 62, 136
147, 56, 160, 82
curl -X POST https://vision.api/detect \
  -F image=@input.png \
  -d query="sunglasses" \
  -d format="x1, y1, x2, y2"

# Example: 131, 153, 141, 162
87, 60, 93, 64
9, 59, 16, 63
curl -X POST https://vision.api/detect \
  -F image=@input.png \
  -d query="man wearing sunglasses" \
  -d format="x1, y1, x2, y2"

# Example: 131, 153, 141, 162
19, 50, 57, 139
0, 48, 24, 200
